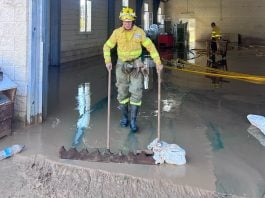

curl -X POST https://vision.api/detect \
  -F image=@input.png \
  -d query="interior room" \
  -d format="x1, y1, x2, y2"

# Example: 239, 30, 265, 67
0, 0, 265, 197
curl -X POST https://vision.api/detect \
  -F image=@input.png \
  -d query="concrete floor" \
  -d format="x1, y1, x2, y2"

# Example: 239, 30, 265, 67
1, 44, 265, 197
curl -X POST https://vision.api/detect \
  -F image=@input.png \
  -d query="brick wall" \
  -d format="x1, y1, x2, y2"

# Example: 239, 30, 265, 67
0, 0, 28, 121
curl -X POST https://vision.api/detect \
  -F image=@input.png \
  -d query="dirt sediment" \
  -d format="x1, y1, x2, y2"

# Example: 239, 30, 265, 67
0, 155, 242, 198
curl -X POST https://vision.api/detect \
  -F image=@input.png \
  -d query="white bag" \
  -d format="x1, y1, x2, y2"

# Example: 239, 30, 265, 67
147, 138, 186, 165
247, 114, 265, 135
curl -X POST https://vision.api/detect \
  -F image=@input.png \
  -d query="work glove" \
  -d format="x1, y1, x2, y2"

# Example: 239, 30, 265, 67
106, 62, 112, 71
156, 64, 163, 74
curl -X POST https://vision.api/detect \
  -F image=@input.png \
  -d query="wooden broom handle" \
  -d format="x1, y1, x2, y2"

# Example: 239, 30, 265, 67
107, 69, 111, 149
157, 71, 161, 141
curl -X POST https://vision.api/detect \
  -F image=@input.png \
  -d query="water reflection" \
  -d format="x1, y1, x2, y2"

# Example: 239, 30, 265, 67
206, 40, 229, 87
122, 132, 139, 153
72, 83, 91, 147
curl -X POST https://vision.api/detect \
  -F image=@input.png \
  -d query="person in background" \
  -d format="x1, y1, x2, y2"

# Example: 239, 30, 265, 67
103, 7, 163, 133
210, 22, 222, 53
209, 22, 223, 85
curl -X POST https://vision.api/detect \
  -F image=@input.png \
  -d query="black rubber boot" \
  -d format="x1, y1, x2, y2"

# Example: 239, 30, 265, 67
119, 104, 129, 127
130, 105, 139, 133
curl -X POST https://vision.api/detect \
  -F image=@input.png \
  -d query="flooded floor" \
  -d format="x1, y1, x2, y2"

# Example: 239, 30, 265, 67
1, 44, 265, 197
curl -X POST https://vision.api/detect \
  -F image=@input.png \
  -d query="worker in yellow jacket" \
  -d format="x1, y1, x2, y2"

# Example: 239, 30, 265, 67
103, 7, 163, 133
210, 22, 222, 52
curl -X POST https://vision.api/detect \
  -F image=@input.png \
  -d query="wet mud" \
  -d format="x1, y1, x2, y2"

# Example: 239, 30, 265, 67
59, 146, 155, 165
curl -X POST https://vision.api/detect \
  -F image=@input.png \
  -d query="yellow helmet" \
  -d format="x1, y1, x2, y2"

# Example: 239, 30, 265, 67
119, 7, 136, 21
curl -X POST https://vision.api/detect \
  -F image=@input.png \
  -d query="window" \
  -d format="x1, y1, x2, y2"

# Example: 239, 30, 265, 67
143, 3, 152, 31
122, 0, 129, 7
144, 2, 148, 12
157, 7, 165, 25
80, 0, 92, 32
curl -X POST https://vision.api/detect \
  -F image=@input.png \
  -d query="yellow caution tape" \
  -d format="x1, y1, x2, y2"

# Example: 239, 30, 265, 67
163, 58, 265, 84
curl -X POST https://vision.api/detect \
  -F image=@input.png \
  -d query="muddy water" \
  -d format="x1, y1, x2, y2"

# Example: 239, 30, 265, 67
1, 47, 265, 197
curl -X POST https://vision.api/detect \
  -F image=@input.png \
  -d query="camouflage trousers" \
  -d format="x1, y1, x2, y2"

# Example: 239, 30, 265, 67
115, 59, 144, 106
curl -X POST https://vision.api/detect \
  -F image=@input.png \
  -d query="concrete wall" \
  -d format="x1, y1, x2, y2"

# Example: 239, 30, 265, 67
114, 0, 123, 28
0, 0, 28, 121
60, 0, 108, 63
60, 0, 153, 64
166, 0, 265, 44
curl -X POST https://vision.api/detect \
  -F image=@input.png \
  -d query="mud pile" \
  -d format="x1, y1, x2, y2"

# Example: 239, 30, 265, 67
0, 155, 242, 198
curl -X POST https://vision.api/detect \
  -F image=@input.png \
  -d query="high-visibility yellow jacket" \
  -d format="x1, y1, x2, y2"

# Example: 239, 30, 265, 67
211, 26, 222, 39
103, 25, 161, 65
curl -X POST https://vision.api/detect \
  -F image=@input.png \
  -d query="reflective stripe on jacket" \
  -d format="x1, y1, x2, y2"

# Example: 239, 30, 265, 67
103, 25, 161, 65
211, 26, 222, 39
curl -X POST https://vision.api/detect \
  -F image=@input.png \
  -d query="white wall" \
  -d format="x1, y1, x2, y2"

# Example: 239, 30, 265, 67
166, 0, 265, 44
0, 0, 28, 121
60, 0, 108, 63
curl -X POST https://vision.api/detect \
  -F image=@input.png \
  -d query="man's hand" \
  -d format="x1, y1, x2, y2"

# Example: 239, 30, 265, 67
106, 63, 112, 71
156, 64, 163, 74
